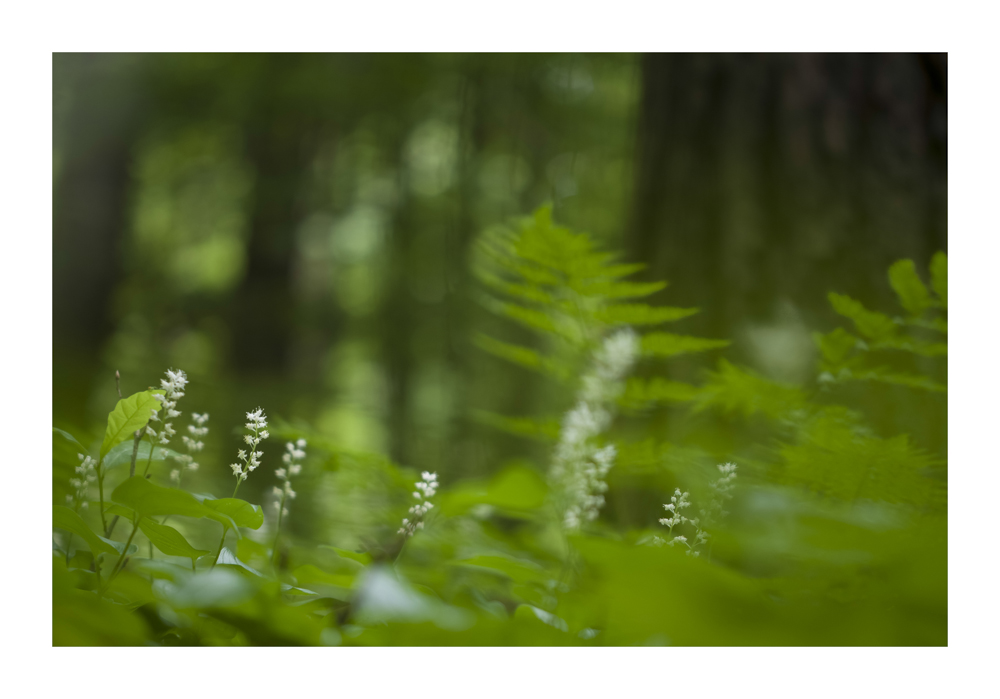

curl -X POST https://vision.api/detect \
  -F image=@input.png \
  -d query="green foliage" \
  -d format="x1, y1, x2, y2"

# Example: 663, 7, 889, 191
474, 206, 726, 358
52, 208, 946, 647
100, 390, 162, 458
816, 253, 947, 393
110, 476, 236, 529
138, 519, 210, 561
53, 506, 119, 556
103, 441, 182, 472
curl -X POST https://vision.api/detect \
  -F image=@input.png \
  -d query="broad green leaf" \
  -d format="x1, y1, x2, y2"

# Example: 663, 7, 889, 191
319, 547, 373, 566
293, 564, 356, 589
930, 251, 947, 308
441, 463, 548, 517
110, 476, 235, 528
204, 498, 264, 529
100, 390, 163, 459
595, 303, 698, 326
139, 519, 210, 560
103, 441, 183, 472
53, 506, 118, 556
103, 502, 135, 519
159, 568, 256, 609
888, 259, 933, 315
828, 293, 898, 341
640, 332, 730, 358
452, 555, 549, 585
217, 547, 267, 577
53, 561, 151, 645
484, 464, 548, 510
98, 535, 139, 556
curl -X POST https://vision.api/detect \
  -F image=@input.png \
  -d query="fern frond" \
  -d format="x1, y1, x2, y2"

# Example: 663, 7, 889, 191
619, 377, 700, 409
472, 411, 562, 442
640, 332, 730, 358
695, 359, 808, 420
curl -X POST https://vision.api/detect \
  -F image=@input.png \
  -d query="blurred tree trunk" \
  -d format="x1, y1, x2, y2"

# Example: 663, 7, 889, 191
229, 56, 319, 375
629, 53, 947, 340
53, 54, 147, 422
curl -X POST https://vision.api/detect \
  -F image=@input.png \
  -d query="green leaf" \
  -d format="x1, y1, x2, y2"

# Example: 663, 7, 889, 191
294, 563, 356, 589
473, 411, 561, 441
872, 337, 947, 358
103, 502, 135, 519
827, 293, 898, 341
930, 251, 947, 308
499, 303, 558, 334
204, 498, 264, 530
813, 327, 859, 364
595, 303, 698, 326
452, 555, 549, 585
888, 259, 933, 315
620, 377, 700, 407
138, 519, 210, 560
98, 535, 139, 556
440, 463, 548, 517
838, 368, 947, 393
640, 332, 730, 358
100, 390, 163, 459
474, 334, 564, 379
54, 561, 152, 645
217, 547, 267, 577
53, 506, 118, 556
103, 441, 183, 472
110, 477, 235, 528
53, 427, 87, 453
577, 280, 667, 300
319, 547, 373, 567
696, 360, 808, 420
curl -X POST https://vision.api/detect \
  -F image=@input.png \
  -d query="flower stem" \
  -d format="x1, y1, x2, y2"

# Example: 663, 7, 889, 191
212, 526, 229, 568
271, 493, 287, 569
96, 459, 108, 534
100, 520, 139, 595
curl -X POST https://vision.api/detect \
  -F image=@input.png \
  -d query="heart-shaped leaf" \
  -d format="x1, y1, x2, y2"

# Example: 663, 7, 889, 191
53, 506, 118, 556
203, 498, 264, 530
98, 535, 139, 556
103, 441, 182, 472
111, 477, 235, 529
101, 390, 163, 458
139, 519, 210, 561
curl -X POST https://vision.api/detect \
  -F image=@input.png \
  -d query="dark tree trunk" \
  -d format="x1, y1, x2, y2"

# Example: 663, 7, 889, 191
629, 53, 947, 340
53, 54, 147, 422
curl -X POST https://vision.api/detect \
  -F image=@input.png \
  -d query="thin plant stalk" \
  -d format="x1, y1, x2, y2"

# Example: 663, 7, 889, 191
100, 520, 139, 595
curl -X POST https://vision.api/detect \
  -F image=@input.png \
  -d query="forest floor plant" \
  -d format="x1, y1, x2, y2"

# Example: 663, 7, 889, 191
52, 207, 947, 646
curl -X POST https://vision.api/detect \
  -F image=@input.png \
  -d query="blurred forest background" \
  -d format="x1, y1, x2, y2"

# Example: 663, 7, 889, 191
53, 53, 947, 518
